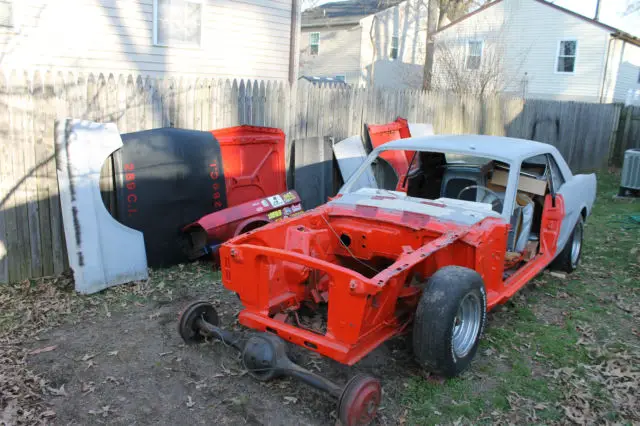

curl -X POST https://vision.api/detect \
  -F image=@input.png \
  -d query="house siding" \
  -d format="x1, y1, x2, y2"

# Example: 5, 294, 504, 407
299, 23, 363, 84
299, 0, 427, 87
0, 0, 293, 80
611, 41, 640, 102
365, 0, 426, 88
433, 0, 612, 102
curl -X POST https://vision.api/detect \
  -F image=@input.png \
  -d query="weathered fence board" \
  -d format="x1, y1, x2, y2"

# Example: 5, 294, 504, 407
613, 105, 640, 164
0, 69, 627, 283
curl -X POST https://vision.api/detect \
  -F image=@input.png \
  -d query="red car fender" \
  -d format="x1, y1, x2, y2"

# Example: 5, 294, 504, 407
181, 190, 304, 260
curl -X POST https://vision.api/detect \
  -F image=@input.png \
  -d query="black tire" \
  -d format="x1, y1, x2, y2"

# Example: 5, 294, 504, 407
550, 216, 584, 273
412, 266, 487, 378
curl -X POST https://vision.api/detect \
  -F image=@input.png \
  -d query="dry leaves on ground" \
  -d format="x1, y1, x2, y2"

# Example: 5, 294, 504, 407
552, 347, 640, 424
0, 274, 81, 425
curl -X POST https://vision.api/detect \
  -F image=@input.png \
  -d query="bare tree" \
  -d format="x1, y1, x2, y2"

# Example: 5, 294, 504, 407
431, 22, 529, 96
369, 15, 379, 85
422, 0, 489, 89
625, 0, 640, 14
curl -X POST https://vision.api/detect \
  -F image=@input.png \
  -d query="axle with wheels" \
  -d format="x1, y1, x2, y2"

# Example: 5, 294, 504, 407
178, 301, 382, 426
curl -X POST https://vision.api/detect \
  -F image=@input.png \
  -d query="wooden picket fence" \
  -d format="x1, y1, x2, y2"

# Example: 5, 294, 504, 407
613, 105, 640, 164
0, 69, 626, 283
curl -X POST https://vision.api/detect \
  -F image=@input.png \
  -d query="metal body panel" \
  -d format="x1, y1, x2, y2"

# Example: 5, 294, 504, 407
333, 136, 378, 190
55, 119, 148, 294
556, 172, 596, 252
212, 125, 287, 207
407, 123, 434, 137
328, 188, 501, 226
294, 136, 334, 209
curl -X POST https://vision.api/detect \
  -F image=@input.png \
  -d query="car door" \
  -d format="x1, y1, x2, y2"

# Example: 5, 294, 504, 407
547, 153, 579, 253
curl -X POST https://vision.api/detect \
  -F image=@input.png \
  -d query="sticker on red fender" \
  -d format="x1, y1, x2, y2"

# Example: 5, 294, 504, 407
268, 210, 283, 220
267, 195, 285, 208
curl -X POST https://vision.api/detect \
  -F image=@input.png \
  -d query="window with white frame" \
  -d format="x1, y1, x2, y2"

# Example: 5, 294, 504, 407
309, 32, 320, 55
556, 40, 577, 73
0, 0, 13, 28
154, 0, 202, 47
390, 36, 399, 60
466, 40, 482, 70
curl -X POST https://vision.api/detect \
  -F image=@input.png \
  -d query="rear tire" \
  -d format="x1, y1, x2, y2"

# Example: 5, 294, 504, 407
550, 216, 583, 273
412, 266, 487, 378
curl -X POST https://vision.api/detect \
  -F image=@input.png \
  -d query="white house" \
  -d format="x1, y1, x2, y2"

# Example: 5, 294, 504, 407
0, 0, 299, 81
432, 0, 640, 102
299, 0, 427, 88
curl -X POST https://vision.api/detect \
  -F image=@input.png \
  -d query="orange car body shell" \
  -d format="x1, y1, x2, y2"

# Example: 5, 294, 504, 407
219, 193, 564, 365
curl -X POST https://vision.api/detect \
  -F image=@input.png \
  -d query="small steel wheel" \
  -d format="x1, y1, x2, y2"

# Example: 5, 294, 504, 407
337, 374, 381, 426
178, 300, 218, 344
452, 292, 483, 359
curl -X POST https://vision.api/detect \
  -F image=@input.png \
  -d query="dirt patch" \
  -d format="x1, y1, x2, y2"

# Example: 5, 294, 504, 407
20, 279, 418, 425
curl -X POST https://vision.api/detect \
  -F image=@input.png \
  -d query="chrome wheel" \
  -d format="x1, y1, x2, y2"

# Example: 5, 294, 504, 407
452, 293, 482, 358
570, 220, 583, 268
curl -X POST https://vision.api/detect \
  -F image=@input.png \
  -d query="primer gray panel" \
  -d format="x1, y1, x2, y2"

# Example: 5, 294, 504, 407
55, 119, 148, 294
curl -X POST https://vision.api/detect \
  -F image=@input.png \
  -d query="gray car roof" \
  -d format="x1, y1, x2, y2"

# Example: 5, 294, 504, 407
374, 134, 561, 164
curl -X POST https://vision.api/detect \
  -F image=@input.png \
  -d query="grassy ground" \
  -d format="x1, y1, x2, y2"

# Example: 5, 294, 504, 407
405, 171, 640, 424
1, 171, 638, 425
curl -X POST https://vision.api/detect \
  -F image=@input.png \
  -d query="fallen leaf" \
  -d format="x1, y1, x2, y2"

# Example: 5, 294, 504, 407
108, 351, 118, 356
29, 345, 57, 355
47, 384, 67, 397
89, 405, 111, 417
41, 410, 56, 418
398, 409, 408, 425
81, 382, 95, 394
81, 353, 96, 361
186, 396, 195, 408
283, 396, 298, 404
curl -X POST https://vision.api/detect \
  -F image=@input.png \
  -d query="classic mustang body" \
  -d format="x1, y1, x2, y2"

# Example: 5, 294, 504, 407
219, 135, 596, 367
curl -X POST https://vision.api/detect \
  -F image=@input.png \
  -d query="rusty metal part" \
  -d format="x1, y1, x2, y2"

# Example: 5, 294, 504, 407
178, 300, 219, 345
180, 301, 382, 425
338, 374, 382, 426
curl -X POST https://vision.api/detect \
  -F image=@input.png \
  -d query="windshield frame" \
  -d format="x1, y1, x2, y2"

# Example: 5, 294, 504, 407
338, 146, 519, 222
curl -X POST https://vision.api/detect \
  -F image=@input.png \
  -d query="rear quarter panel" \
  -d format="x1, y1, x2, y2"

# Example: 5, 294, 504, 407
556, 173, 596, 252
